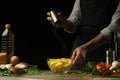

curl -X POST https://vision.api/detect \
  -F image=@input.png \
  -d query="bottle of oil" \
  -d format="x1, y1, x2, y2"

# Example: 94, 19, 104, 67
1, 24, 14, 63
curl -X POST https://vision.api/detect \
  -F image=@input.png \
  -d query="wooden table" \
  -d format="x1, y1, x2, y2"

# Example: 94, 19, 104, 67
0, 70, 120, 80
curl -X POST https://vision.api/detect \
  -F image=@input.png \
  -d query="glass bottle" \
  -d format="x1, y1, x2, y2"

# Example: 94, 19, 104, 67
106, 32, 115, 65
1, 24, 14, 63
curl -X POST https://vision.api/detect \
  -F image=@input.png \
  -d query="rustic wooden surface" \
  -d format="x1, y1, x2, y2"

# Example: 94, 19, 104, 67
0, 70, 120, 80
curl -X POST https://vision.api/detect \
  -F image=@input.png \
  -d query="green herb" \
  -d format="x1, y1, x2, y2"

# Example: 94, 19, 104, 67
0, 68, 10, 76
82, 63, 107, 76
0, 65, 41, 76
25, 65, 40, 74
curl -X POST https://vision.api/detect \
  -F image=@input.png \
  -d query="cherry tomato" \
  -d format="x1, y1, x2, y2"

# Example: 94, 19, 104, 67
96, 63, 106, 70
105, 64, 111, 69
96, 62, 111, 70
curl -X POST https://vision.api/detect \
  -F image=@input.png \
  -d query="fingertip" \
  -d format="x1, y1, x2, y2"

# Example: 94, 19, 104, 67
47, 17, 52, 21
47, 12, 51, 16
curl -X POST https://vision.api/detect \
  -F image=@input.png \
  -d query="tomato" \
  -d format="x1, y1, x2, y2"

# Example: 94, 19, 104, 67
96, 63, 106, 70
96, 64, 101, 70
96, 63, 111, 70
96, 64, 104, 70
105, 64, 111, 69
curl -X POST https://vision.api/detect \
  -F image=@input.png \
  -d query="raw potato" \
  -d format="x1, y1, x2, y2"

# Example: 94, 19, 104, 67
15, 62, 29, 69
47, 58, 72, 72
9, 67, 25, 74
9, 56, 31, 74
10, 56, 20, 66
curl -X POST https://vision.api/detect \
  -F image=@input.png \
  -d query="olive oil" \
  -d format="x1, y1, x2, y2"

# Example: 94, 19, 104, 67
1, 24, 14, 63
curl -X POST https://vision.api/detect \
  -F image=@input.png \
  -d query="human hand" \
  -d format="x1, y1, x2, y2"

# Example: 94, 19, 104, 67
47, 11, 66, 28
71, 46, 87, 66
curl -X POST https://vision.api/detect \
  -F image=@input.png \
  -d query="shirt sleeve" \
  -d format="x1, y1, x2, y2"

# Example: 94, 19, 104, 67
67, 0, 81, 27
101, 0, 120, 37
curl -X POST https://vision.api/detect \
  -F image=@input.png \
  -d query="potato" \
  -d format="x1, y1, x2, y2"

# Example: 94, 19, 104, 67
15, 62, 29, 69
47, 58, 72, 72
9, 67, 25, 74
10, 56, 20, 66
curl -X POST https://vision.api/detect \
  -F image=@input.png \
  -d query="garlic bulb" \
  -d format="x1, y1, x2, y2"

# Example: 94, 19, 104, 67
109, 61, 120, 71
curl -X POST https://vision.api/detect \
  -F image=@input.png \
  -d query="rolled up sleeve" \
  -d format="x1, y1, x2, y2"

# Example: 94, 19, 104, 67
67, 0, 81, 28
101, 0, 120, 37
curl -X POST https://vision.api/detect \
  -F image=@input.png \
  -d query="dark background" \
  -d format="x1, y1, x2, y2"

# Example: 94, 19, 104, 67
0, 0, 76, 69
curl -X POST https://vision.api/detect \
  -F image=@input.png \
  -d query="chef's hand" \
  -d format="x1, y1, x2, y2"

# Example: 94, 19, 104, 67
47, 11, 67, 28
71, 45, 87, 66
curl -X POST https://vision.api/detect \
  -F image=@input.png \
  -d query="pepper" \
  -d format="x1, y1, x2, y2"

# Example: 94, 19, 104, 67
102, 71, 120, 77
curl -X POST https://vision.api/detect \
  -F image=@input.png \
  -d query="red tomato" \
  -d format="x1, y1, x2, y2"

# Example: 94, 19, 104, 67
96, 64, 101, 70
96, 62, 111, 70
105, 64, 111, 69
96, 63, 106, 70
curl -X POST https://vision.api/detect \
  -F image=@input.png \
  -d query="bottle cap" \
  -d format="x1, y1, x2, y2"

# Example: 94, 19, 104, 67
5, 24, 11, 29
